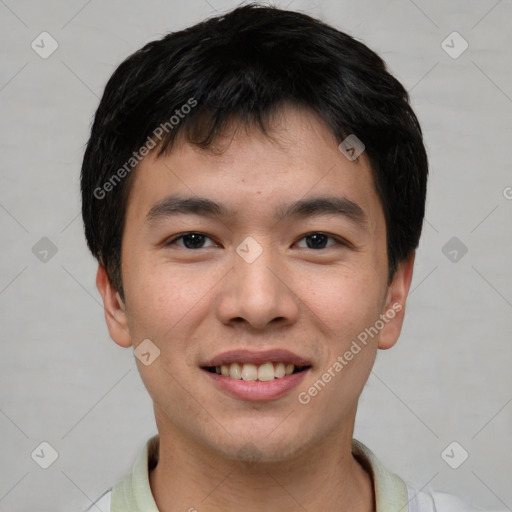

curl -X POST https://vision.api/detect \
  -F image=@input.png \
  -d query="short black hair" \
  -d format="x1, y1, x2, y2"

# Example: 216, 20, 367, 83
81, 2, 428, 301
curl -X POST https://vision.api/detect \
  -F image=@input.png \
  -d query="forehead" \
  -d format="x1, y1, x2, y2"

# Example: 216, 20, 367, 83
124, 105, 383, 232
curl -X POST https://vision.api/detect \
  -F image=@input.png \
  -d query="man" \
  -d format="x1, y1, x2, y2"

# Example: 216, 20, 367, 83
81, 3, 493, 511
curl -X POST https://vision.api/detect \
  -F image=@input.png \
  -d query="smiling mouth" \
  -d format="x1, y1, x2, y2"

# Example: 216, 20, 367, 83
202, 362, 311, 381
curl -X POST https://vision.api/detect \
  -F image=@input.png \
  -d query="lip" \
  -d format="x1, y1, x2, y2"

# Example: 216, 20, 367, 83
202, 366, 311, 402
201, 348, 313, 368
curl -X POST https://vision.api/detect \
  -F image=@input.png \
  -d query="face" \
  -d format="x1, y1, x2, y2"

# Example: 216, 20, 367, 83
97, 105, 414, 463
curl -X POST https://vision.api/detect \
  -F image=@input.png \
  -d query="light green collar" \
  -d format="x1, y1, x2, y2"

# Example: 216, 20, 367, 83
111, 435, 408, 512
111, 435, 160, 511
352, 438, 409, 512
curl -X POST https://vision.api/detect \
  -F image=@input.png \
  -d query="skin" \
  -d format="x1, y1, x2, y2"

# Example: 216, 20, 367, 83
97, 104, 415, 512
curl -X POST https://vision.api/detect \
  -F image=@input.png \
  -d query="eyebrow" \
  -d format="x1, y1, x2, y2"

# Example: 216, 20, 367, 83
145, 194, 368, 229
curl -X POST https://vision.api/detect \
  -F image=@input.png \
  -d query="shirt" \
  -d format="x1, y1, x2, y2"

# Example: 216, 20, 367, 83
86, 435, 495, 512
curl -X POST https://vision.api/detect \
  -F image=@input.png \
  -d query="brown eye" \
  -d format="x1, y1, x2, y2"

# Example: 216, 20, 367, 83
295, 232, 343, 249
165, 232, 217, 249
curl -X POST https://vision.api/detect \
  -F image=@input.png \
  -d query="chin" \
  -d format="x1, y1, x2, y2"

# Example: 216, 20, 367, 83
210, 431, 310, 465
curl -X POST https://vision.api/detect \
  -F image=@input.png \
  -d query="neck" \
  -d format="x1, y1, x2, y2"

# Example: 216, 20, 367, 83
149, 412, 375, 512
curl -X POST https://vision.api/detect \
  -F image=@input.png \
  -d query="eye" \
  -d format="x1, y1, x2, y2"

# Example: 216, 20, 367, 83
295, 232, 345, 249
164, 232, 217, 249
164, 231, 349, 250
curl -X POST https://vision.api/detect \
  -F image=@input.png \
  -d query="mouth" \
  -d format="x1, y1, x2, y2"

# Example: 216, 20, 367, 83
200, 348, 313, 381
199, 349, 312, 401
202, 362, 312, 381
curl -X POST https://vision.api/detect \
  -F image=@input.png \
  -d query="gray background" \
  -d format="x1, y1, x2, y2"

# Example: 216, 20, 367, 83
0, 0, 511, 511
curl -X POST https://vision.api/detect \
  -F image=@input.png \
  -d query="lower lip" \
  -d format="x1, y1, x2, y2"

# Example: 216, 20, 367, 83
201, 368, 310, 402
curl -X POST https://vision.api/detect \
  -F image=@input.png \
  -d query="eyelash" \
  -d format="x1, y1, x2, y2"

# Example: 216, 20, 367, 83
164, 231, 349, 250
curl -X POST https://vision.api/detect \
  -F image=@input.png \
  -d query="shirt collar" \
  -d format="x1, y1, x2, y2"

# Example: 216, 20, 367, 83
352, 438, 409, 511
111, 434, 409, 512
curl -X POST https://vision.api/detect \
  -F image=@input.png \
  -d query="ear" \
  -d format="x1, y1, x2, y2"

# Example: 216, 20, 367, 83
96, 264, 132, 348
378, 252, 415, 350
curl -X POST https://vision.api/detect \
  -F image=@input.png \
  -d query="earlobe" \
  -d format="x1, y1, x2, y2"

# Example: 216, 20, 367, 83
378, 252, 415, 350
96, 264, 132, 348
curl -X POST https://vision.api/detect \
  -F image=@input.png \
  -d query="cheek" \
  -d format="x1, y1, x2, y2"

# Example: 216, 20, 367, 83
300, 265, 385, 341
126, 261, 199, 332
125, 261, 216, 370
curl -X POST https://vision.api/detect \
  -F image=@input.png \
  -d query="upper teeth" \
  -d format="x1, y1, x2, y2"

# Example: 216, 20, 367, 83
215, 362, 296, 381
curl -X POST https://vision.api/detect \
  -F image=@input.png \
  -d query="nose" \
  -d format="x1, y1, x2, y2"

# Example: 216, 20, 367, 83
216, 239, 300, 331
